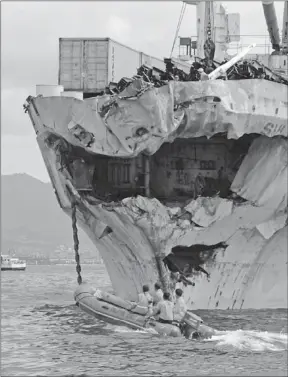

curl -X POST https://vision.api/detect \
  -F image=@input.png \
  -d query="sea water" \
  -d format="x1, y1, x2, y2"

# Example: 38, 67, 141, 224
1, 264, 287, 376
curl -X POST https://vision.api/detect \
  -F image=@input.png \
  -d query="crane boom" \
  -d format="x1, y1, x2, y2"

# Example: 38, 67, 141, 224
282, 1, 288, 50
262, 0, 280, 51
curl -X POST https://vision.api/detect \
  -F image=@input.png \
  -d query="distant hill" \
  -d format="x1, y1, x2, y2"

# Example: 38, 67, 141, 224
1, 173, 95, 259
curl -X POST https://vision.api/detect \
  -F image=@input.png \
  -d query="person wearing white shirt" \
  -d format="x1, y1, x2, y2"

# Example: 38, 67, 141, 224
173, 288, 187, 322
153, 292, 174, 324
198, 67, 209, 81
152, 282, 163, 305
138, 285, 153, 308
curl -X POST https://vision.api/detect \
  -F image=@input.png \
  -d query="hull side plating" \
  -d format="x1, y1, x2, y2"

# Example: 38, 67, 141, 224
25, 78, 288, 309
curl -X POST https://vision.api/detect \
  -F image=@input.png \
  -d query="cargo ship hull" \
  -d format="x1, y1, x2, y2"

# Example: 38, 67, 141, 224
25, 77, 287, 310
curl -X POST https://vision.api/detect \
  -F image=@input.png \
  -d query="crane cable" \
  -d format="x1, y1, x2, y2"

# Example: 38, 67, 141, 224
170, 2, 187, 58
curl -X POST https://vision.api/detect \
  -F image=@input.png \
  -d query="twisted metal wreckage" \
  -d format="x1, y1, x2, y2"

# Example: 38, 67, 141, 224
24, 55, 288, 310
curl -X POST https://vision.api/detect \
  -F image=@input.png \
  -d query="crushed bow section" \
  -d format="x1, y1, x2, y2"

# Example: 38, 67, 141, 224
25, 76, 287, 160
24, 73, 288, 309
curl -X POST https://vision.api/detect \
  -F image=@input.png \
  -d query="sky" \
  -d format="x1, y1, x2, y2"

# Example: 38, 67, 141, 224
1, 1, 285, 182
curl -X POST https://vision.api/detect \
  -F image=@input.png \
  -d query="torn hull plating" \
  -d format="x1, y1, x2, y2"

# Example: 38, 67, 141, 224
25, 78, 288, 310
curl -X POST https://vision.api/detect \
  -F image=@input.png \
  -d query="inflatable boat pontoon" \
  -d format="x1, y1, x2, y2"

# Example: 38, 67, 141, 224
74, 283, 216, 339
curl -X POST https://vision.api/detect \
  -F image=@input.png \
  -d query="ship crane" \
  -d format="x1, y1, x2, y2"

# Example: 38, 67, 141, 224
262, 0, 288, 54
262, 0, 281, 52
262, 0, 288, 77
178, 1, 241, 62
282, 0, 288, 52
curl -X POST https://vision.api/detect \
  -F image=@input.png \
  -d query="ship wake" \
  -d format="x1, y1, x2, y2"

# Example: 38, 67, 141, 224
206, 330, 288, 352
104, 324, 288, 352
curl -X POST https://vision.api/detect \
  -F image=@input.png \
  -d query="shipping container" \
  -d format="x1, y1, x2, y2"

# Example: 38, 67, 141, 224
59, 38, 140, 93
139, 52, 166, 71
171, 58, 192, 74
139, 53, 192, 75
59, 38, 169, 94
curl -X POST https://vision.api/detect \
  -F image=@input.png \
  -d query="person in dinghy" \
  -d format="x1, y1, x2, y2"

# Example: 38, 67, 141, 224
137, 285, 153, 310
173, 289, 187, 323
150, 292, 175, 324
146, 288, 188, 324
151, 282, 163, 306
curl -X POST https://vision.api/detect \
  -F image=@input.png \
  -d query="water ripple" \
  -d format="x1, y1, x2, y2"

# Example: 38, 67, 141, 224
1, 265, 287, 376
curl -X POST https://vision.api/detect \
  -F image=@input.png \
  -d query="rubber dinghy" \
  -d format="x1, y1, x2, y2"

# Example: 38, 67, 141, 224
74, 283, 216, 339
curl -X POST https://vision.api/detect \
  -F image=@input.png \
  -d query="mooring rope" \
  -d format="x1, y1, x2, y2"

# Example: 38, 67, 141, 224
71, 200, 82, 285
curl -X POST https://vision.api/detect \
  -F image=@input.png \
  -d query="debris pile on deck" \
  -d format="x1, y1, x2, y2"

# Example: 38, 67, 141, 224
103, 57, 288, 96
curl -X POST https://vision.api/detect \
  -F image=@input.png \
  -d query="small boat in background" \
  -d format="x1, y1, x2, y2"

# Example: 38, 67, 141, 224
1, 254, 26, 271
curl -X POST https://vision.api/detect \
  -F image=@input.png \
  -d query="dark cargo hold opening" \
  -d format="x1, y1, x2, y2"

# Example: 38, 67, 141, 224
47, 133, 258, 204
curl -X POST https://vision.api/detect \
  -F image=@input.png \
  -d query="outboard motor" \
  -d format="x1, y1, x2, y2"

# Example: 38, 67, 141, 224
180, 311, 215, 340
180, 311, 203, 339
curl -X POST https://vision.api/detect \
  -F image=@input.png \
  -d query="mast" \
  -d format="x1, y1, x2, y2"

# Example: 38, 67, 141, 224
262, 0, 288, 77
183, 1, 216, 60
182, 1, 240, 62
282, 0, 288, 51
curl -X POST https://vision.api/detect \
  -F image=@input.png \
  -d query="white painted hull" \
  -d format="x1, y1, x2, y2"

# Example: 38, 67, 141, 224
25, 78, 287, 310
1, 267, 26, 271
1, 263, 26, 271
65, 195, 288, 310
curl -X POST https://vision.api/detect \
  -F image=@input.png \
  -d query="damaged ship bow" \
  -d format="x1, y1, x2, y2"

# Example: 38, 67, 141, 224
24, 74, 288, 310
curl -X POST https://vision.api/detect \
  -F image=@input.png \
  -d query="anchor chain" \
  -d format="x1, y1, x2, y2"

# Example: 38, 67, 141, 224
71, 200, 82, 285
